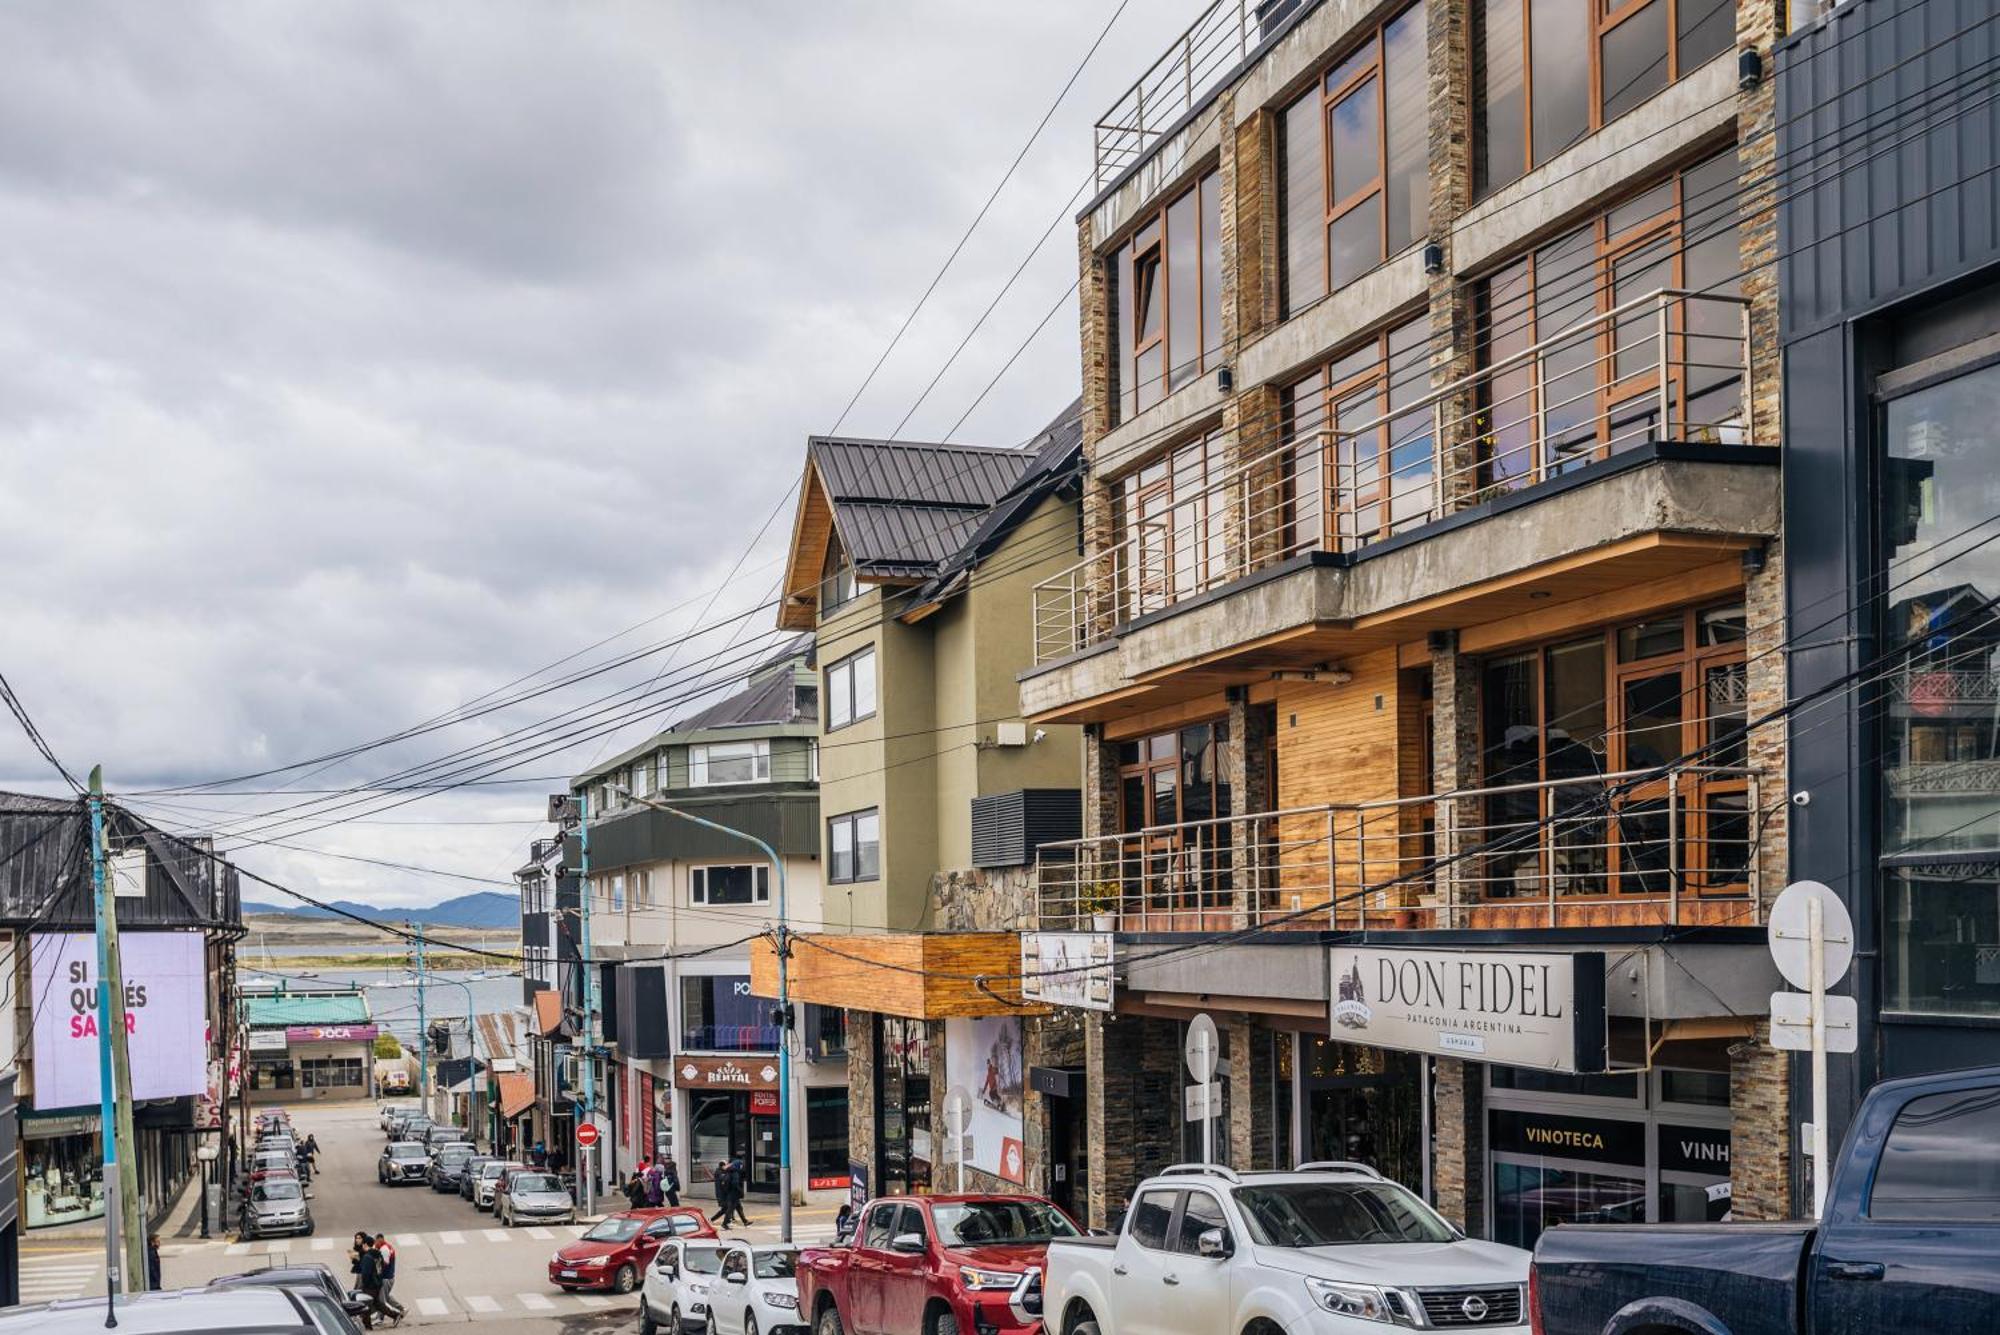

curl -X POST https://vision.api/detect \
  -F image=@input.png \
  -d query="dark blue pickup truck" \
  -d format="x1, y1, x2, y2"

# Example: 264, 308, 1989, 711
1531, 1065, 2000, 1335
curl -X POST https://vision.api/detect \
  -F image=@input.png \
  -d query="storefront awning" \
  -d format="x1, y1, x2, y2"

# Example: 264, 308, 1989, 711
752, 932, 1050, 1019
497, 1071, 536, 1119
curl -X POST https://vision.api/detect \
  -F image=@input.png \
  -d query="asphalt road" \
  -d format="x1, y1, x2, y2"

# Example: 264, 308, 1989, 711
16, 1100, 839, 1331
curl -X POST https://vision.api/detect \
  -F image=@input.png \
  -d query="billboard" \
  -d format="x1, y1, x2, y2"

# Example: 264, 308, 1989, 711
944, 1016, 1024, 1184
1020, 932, 1114, 1011
31, 932, 208, 1109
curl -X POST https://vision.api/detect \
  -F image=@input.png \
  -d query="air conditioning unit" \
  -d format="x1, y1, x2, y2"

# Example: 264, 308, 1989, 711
994, 721, 1028, 747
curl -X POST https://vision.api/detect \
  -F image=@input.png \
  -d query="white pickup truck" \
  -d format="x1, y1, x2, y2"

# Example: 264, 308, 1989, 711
1038, 1163, 1531, 1335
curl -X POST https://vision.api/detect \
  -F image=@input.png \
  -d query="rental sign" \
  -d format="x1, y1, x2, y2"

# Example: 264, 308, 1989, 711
1327, 945, 1607, 1073
32, 931, 208, 1108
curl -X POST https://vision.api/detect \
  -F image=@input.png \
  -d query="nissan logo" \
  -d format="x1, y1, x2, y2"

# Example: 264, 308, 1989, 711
1460, 1295, 1489, 1322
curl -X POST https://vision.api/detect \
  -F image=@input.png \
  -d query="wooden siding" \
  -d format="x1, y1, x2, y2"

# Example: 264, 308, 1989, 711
751, 932, 1050, 1019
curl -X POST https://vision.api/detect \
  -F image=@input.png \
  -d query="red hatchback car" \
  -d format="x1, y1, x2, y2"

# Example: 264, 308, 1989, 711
549, 1208, 717, 1293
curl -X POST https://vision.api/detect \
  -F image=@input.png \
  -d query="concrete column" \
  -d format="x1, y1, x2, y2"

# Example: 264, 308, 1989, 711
845, 1012, 876, 1191
1729, 1021, 1792, 1220
1432, 1057, 1485, 1235
1429, 632, 1480, 926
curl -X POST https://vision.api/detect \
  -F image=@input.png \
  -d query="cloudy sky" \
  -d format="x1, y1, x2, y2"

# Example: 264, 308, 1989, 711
0, 1, 1186, 908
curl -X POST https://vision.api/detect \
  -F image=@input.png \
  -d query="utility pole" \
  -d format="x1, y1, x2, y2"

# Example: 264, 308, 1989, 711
576, 792, 596, 1217
89, 769, 146, 1303
414, 922, 429, 1107
612, 786, 793, 1242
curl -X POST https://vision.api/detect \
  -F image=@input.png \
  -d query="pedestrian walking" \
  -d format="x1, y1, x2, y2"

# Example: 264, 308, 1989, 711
720, 1158, 752, 1228
355, 1239, 397, 1328
529, 1141, 547, 1168
146, 1232, 161, 1291
374, 1233, 406, 1323
707, 1159, 730, 1225
834, 1204, 855, 1244
643, 1160, 664, 1207
623, 1170, 647, 1209
662, 1158, 680, 1208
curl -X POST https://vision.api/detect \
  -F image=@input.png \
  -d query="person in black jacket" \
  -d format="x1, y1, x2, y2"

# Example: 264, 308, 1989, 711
146, 1233, 161, 1291
355, 1240, 399, 1327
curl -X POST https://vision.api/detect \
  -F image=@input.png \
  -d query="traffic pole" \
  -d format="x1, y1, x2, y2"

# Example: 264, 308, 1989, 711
87, 770, 124, 1322
95, 774, 146, 1293
576, 792, 595, 1217
415, 922, 430, 1108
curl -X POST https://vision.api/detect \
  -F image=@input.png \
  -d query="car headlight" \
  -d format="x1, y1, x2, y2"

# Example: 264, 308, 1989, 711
1305, 1278, 1399, 1324
577, 1257, 608, 1267
688, 1282, 709, 1295
764, 1293, 799, 1310
959, 1266, 1024, 1291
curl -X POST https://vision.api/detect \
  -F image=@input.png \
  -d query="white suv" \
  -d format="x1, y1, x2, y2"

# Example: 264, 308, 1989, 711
1042, 1163, 1531, 1333
705, 1243, 801, 1335
642, 1239, 724, 1335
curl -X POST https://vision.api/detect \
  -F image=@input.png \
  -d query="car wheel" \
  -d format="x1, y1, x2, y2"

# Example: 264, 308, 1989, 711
1072, 1321, 1101, 1335
303, 1222, 316, 1237
931, 1310, 958, 1335
667, 1304, 681, 1335
814, 1302, 843, 1335
614, 1265, 638, 1295
744, 1313, 758, 1335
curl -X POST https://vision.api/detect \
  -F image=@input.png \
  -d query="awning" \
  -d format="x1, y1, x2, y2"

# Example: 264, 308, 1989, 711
531, 990, 565, 1038
498, 1071, 537, 1119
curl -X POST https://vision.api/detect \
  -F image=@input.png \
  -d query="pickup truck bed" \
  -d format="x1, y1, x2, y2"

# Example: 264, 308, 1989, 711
1534, 1223, 1814, 1335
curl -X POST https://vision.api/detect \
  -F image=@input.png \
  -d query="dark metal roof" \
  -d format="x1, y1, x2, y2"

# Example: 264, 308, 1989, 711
808, 436, 1036, 578
0, 791, 243, 932
670, 648, 815, 733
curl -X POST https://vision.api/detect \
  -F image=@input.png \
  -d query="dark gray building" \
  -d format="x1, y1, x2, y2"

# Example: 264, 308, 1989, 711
1779, 0, 2000, 1162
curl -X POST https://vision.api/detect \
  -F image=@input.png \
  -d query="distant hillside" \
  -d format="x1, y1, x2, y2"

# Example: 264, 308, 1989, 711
241, 890, 517, 929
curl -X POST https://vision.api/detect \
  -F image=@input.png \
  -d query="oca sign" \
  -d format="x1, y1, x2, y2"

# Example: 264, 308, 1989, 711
31, 932, 206, 1109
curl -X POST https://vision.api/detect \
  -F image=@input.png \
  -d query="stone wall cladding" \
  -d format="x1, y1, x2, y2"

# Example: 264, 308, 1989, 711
1087, 1015, 1181, 1228
1730, 1020, 1792, 1219
931, 864, 1038, 932
847, 1012, 876, 1187
1432, 1056, 1485, 1234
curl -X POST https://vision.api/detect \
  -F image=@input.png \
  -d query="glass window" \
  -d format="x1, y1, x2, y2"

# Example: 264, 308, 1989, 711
691, 864, 769, 906
1114, 429, 1229, 616
864, 1204, 897, 1250
691, 741, 771, 786
1870, 1087, 2000, 1221
1280, 4, 1428, 317
1233, 1181, 1457, 1246
1492, 1161, 1645, 1250
826, 649, 876, 732
1172, 1191, 1231, 1253
1884, 866, 2000, 1018
827, 809, 879, 884
1280, 315, 1432, 555
1127, 1190, 1178, 1251
679, 975, 778, 1052
1660, 1069, 1731, 1107
875, 1016, 932, 1196
932, 1200, 1080, 1246
807, 1087, 850, 1180
1113, 173, 1222, 423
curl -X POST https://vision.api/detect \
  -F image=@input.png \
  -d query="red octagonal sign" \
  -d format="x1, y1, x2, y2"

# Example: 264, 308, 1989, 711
575, 1123, 600, 1148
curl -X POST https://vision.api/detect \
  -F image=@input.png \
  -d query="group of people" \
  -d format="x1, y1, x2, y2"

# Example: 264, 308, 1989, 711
705, 1157, 752, 1228
620, 1158, 682, 1209
349, 1231, 405, 1327
525, 1141, 569, 1173
293, 1134, 320, 1184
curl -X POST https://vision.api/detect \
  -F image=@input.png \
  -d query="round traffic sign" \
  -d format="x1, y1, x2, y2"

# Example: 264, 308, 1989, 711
1184, 1013, 1218, 1082
575, 1123, 600, 1148
1768, 880, 1855, 990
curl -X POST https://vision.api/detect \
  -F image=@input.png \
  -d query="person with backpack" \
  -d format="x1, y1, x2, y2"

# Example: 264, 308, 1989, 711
623, 1169, 648, 1209
662, 1158, 681, 1207
642, 1159, 664, 1208
354, 1238, 398, 1328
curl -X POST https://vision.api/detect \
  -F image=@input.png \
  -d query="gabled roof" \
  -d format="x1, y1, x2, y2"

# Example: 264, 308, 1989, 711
498, 1070, 537, 1119
777, 406, 1080, 630
531, 989, 566, 1038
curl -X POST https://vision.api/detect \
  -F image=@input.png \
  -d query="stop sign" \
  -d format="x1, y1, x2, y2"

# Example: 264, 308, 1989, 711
575, 1123, 600, 1148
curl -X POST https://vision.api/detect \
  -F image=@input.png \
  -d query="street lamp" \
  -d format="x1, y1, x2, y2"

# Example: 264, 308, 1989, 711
611, 785, 795, 1244
196, 1143, 219, 1239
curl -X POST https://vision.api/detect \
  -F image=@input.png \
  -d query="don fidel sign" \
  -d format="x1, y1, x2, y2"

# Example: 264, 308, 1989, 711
1328, 945, 1607, 1073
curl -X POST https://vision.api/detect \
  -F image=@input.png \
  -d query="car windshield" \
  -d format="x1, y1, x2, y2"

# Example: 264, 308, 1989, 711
254, 1181, 303, 1202
437, 1147, 473, 1161
931, 1201, 1080, 1247
513, 1173, 562, 1193
481, 1162, 515, 1179
1232, 1182, 1458, 1247
586, 1218, 643, 1242
752, 1252, 796, 1280
681, 1248, 722, 1275
388, 1144, 427, 1159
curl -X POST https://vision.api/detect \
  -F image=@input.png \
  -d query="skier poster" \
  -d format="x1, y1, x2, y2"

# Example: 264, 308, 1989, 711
944, 1015, 1024, 1183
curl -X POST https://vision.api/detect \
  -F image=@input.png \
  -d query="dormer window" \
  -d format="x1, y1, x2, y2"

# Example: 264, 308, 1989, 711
821, 535, 856, 613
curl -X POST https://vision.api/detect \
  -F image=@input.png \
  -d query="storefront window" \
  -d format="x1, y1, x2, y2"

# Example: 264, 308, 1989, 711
1300, 1039, 1422, 1191
680, 975, 779, 1052
300, 1057, 364, 1089
802, 1004, 848, 1059
876, 1016, 932, 1196
25, 1126, 107, 1228
806, 1087, 851, 1185
249, 1058, 295, 1091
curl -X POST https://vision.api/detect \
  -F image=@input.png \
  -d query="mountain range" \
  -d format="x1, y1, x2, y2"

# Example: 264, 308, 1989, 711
240, 889, 517, 929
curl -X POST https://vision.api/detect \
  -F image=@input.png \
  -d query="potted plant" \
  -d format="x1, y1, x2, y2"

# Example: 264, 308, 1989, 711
1081, 883, 1121, 933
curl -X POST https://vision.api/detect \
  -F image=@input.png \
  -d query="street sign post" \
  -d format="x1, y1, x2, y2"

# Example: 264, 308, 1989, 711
1184, 1013, 1218, 1166
1768, 880, 1855, 1219
575, 1123, 600, 1148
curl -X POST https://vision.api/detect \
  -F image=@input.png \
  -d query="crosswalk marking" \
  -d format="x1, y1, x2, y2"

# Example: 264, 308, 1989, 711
264, 1241, 288, 1255
526, 1227, 555, 1240
436, 1230, 464, 1245
519, 1293, 555, 1311
577, 1295, 613, 1309
415, 1298, 449, 1316
310, 1238, 337, 1252
481, 1229, 507, 1242
464, 1295, 502, 1314
225, 1242, 254, 1256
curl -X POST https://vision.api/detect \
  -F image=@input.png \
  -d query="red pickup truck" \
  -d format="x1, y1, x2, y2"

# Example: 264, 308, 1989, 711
798, 1194, 1080, 1335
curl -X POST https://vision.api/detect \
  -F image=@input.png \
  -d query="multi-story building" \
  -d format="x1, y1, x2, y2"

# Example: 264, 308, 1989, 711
0, 791, 243, 1291
564, 637, 832, 1203
753, 404, 1090, 1211
1008, 0, 1796, 1235
1777, 0, 2000, 1154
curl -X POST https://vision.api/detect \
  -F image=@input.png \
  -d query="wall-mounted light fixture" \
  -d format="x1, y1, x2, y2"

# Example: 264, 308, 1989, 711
1423, 241, 1445, 275
1739, 47, 1764, 90
1217, 365, 1234, 393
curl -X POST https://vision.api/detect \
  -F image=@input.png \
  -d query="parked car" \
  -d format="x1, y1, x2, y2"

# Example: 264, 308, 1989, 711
0, 1286, 332, 1335
473, 1160, 522, 1211
377, 1104, 403, 1131
382, 1069, 411, 1093
377, 1141, 430, 1186
423, 1125, 470, 1151
1042, 1164, 1531, 1335
800, 1193, 1080, 1335
386, 1112, 432, 1142
242, 1176, 315, 1239
642, 1240, 725, 1335
499, 1170, 576, 1226
428, 1143, 479, 1191
209, 1264, 370, 1330
549, 1208, 718, 1293
1532, 1065, 2000, 1335
708, 1244, 802, 1335
458, 1155, 497, 1201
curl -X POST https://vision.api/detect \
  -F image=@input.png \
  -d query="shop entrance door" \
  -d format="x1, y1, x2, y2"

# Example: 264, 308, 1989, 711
1300, 1041, 1422, 1189
748, 1092, 780, 1195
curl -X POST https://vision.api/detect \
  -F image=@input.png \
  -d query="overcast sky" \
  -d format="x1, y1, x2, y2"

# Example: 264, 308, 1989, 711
0, 1, 1186, 908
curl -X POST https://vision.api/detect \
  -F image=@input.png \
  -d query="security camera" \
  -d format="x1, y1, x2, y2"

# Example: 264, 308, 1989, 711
1791, 790, 1812, 807
1032, 728, 1047, 744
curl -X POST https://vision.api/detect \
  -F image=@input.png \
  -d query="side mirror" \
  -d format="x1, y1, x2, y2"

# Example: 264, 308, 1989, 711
1087, 1227, 1113, 1238
725, 1271, 748, 1285
1196, 1228, 1232, 1259
890, 1233, 926, 1255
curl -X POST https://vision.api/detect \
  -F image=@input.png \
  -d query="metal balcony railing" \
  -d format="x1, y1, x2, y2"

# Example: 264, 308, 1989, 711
1032, 289, 1754, 665
1094, 0, 1261, 191
1033, 763, 1763, 932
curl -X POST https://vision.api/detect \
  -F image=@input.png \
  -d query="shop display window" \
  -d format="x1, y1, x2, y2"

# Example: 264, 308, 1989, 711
26, 1130, 106, 1228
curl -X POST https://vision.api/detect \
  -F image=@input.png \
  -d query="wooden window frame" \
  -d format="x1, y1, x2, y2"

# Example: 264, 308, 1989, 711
1115, 172, 1221, 423
1320, 40, 1387, 286
1282, 318, 1426, 552
1114, 427, 1229, 616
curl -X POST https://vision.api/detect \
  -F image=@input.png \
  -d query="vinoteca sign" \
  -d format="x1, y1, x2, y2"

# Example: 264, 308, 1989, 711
1327, 946, 1607, 1073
